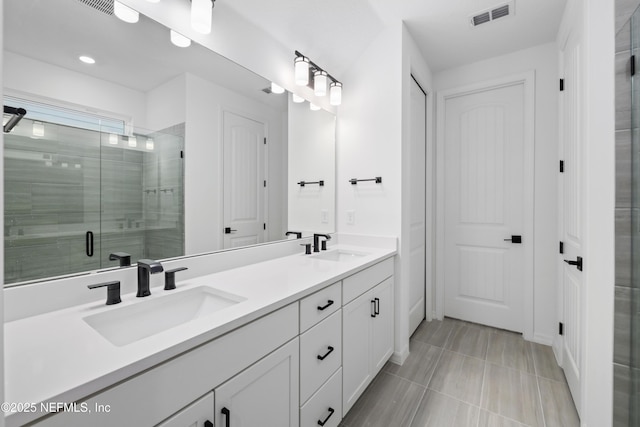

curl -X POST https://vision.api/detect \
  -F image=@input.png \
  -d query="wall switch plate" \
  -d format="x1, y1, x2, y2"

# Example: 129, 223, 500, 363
321, 209, 328, 224
346, 210, 355, 225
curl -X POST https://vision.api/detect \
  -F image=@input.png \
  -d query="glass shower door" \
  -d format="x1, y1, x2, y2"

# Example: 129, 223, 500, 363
4, 118, 102, 284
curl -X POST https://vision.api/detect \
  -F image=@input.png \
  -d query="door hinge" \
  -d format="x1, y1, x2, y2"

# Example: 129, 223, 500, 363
264, 137, 267, 145
559, 241, 564, 254
180, 150, 184, 159
263, 223, 266, 230
559, 322, 564, 336
559, 78, 564, 91
632, 55, 636, 76
264, 180, 267, 188
559, 160, 564, 173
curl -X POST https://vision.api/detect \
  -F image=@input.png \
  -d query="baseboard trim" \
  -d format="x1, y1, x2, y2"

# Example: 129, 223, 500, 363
390, 345, 410, 365
532, 332, 554, 346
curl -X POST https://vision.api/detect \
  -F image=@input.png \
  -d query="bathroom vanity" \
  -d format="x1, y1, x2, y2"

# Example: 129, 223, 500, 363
4, 236, 395, 427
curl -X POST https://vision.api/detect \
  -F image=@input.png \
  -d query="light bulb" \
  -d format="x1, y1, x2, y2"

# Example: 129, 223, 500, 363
79, 55, 96, 64
271, 82, 285, 94
314, 70, 327, 97
309, 103, 321, 111
292, 94, 305, 103
295, 56, 309, 86
114, 1, 139, 23
330, 82, 342, 106
146, 138, 155, 150
32, 121, 45, 137
191, 0, 213, 34
170, 30, 191, 48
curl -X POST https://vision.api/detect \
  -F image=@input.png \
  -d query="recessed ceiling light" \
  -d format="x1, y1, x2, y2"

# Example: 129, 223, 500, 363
79, 55, 96, 64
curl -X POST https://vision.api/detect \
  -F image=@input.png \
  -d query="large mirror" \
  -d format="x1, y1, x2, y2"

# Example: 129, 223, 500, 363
3, 0, 336, 286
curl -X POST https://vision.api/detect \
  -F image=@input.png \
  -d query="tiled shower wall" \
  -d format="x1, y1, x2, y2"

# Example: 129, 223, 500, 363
615, 0, 639, 425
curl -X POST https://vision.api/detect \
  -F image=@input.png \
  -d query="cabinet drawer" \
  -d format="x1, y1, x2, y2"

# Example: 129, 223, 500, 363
343, 257, 393, 304
300, 309, 342, 404
300, 281, 341, 332
300, 368, 342, 427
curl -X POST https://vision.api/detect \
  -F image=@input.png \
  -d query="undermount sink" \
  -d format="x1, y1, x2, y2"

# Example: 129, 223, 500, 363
83, 286, 246, 346
312, 249, 369, 262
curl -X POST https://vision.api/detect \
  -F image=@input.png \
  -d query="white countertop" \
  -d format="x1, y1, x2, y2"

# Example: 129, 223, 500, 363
4, 243, 395, 426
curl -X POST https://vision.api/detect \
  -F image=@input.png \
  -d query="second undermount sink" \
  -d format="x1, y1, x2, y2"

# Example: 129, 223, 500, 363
83, 286, 246, 347
312, 249, 369, 262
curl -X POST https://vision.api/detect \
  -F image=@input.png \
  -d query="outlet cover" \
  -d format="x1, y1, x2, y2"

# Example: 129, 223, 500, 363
346, 210, 355, 225
321, 209, 329, 223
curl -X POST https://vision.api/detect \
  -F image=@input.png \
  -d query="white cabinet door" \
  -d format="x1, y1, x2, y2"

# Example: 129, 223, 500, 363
215, 338, 299, 427
371, 278, 394, 374
156, 393, 214, 427
342, 291, 374, 414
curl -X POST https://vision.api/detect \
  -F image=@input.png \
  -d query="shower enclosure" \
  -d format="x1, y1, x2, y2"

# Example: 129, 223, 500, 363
3, 105, 184, 285
631, 7, 640, 426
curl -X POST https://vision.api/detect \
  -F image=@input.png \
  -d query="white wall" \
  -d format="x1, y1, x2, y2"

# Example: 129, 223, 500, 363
146, 74, 187, 132
183, 73, 286, 255
288, 98, 336, 235
434, 42, 559, 343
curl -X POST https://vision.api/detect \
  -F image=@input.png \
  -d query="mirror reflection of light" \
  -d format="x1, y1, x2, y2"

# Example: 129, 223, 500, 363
114, 1, 139, 23
309, 103, 321, 111
292, 94, 305, 103
271, 82, 285, 94
146, 138, 154, 150
32, 121, 45, 138
109, 133, 119, 145
128, 136, 137, 148
170, 30, 191, 48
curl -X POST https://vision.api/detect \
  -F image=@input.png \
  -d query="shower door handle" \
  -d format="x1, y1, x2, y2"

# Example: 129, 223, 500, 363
86, 231, 94, 257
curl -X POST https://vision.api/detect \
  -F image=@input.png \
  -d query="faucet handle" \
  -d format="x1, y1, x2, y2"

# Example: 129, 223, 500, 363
109, 252, 131, 267
300, 243, 312, 255
88, 281, 121, 305
165, 267, 188, 290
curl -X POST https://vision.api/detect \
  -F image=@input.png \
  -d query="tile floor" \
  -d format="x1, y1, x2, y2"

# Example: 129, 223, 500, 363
340, 317, 580, 427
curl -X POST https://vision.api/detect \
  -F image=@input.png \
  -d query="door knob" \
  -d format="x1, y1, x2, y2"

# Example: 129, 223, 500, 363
224, 227, 237, 234
564, 256, 583, 271
504, 235, 522, 244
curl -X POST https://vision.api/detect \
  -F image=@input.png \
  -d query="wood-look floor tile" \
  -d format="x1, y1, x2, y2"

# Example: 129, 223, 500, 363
409, 389, 479, 427
412, 318, 459, 348
341, 371, 425, 427
486, 333, 535, 374
384, 340, 442, 386
530, 343, 565, 382
481, 363, 544, 427
538, 377, 580, 427
445, 324, 490, 359
478, 411, 527, 427
428, 350, 485, 406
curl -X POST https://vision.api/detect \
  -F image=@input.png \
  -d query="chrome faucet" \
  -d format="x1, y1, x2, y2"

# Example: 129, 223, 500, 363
313, 233, 331, 252
137, 259, 164, 297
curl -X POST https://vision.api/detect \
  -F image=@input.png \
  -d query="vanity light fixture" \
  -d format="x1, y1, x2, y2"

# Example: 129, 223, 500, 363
270, 82, 285, 94
109, 133, 119, 145
114, 1, 139, 23
314, 70, 328, 97
146, 138, 155, 150
294, 51, 342, 105
330, 82, 342, 106
128, 135, 137, 148
170, 30, 191, 48
292, 93, 305, 103
79, 55, 96, 64
295, 56, 310, 86
191, 0, 214, 34
309, 102, 321, 111
32, 121, 45, 138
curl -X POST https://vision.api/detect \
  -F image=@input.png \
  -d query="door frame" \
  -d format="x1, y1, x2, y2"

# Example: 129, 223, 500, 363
435, 71, 535, 340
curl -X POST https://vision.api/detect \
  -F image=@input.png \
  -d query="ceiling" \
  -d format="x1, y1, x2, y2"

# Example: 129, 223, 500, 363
225, 0, 567, 74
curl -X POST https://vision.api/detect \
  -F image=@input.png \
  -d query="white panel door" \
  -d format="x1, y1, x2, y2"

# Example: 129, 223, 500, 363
560, 30, 583, 414
444, 83, 526, 332
409, 77, 427, 335
223, 111, 265, 249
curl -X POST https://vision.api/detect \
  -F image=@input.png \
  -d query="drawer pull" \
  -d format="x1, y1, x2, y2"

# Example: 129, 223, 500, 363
317, 407, 335, 426
317, 346, 335, 361
371, 299, 376, 318
221, 407, 230, 427
317, 299, 334, 311
374, 297, 380, 315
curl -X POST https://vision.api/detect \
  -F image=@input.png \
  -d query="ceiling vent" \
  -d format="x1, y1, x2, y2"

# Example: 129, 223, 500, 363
470, 1, 515, 27
76, 0, 114, 16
